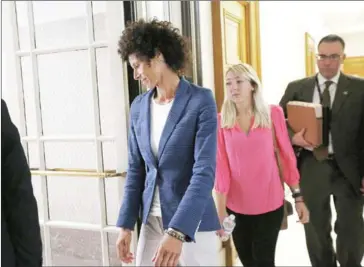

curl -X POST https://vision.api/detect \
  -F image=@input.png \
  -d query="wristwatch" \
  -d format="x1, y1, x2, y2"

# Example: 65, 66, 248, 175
292, 188, 303, 199
292, 188, 300, 194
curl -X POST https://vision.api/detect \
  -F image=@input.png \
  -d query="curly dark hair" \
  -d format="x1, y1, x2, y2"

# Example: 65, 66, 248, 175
117, 18, 190, 73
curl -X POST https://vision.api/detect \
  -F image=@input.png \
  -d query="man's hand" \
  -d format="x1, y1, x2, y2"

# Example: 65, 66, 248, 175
360, 178, 364, 196
292, 128, 314, 149
116, 228, 134, 264
152, 234, 183, 267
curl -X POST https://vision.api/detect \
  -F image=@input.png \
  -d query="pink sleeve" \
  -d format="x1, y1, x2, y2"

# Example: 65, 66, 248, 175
271, 105, 300, 186
214, 114, 231, 195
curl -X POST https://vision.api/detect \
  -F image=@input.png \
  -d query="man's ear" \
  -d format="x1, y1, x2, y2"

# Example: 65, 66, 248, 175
341, 53, 347, 63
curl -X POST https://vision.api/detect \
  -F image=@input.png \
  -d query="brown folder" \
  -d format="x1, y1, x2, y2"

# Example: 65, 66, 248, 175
286, 101, 322, 146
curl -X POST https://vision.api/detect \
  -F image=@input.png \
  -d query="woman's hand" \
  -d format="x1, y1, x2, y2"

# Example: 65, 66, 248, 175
116, 228, 134, 264
152, 234, 183, 267
216, 228, 225, 238
295, 201, 310, 224
215, 192, 228, 237
218, 210, 228, 225
216, 210, 228, 237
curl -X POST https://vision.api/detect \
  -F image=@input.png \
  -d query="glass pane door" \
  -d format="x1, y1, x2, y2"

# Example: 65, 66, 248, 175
3, 1, 129, 266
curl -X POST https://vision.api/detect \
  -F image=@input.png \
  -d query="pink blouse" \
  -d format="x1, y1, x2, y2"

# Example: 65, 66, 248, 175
214, 105, 300, 215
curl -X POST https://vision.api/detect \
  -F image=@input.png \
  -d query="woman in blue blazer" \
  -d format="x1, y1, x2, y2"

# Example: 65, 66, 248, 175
115, 19, 221, 266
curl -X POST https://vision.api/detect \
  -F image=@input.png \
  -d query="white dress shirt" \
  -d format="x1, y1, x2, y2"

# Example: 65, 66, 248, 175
312, 71, 341, 154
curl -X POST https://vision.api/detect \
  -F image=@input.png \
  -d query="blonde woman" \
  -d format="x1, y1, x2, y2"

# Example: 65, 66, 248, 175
215, 63, 309, 267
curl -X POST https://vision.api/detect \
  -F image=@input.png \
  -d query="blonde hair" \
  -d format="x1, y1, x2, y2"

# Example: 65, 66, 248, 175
221, 63, 271, 129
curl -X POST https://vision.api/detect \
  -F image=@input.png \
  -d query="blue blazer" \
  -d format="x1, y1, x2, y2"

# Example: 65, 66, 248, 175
116, 78, 220, 241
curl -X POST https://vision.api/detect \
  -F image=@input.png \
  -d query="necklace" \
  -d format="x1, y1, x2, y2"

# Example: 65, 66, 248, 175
154, 91, 175, 104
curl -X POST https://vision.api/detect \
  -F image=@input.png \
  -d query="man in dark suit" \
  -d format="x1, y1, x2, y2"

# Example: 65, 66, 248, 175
1, 99, 43, 267
279, 34, 364, 267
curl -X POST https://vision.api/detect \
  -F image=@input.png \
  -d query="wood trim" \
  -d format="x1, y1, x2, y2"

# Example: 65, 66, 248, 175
241, 1, 251, 65
248, 1, 262, 79
223, 238, 235, 267
211, 1, 225, 112
305, 32, 316, 77
211, 1, 261, 112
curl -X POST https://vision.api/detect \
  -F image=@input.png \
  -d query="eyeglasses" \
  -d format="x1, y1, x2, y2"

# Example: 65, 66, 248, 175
316, 54, 342, 61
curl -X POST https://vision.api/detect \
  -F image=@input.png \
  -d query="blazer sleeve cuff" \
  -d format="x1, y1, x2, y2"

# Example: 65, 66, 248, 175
116, 214, 136, 231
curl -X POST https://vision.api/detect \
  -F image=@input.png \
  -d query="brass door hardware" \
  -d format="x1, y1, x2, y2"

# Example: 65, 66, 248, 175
30, 168, 127, 178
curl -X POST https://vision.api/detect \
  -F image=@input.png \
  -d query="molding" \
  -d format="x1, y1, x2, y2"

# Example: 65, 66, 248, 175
211, 1, 261, 112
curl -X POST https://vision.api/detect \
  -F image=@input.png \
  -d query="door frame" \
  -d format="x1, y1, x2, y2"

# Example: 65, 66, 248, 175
211, 0, 261, 112
305, 32, 316, 77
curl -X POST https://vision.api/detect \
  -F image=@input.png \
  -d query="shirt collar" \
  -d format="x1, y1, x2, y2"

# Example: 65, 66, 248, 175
317, 71, 341, 85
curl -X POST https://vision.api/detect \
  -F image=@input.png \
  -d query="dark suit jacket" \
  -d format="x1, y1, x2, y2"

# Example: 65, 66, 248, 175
1, 99, 43, 267
279, 73, 364, 196
116, 78, 220, 241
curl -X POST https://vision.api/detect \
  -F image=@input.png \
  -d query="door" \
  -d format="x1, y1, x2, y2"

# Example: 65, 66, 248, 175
221, 1, 249, 65
211, 1, 261, 112
2, 1, 130, 266
2, 1, 210, 266
343, 56, 364, 77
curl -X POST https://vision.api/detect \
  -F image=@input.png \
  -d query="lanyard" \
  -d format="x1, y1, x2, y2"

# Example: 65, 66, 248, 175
315, 75, 324, 104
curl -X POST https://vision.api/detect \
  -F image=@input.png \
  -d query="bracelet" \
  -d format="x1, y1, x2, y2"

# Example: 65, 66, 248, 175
165, 228, 186, 242
295, 200, 304, 203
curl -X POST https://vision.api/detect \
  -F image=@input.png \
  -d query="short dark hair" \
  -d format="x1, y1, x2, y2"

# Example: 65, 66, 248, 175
318, 34, 345, 50
117, 18, 190, 73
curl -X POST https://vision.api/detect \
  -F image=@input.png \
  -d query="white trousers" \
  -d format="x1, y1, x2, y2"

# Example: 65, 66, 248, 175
136, 216, 221, 266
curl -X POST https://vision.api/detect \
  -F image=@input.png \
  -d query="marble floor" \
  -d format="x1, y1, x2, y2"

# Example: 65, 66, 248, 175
234, 199, 364, 266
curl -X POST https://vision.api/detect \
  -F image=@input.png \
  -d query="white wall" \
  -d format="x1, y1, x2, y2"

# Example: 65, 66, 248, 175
340, 31, 364, 57
259, 1, 330, 105
197, 1, 332, 105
